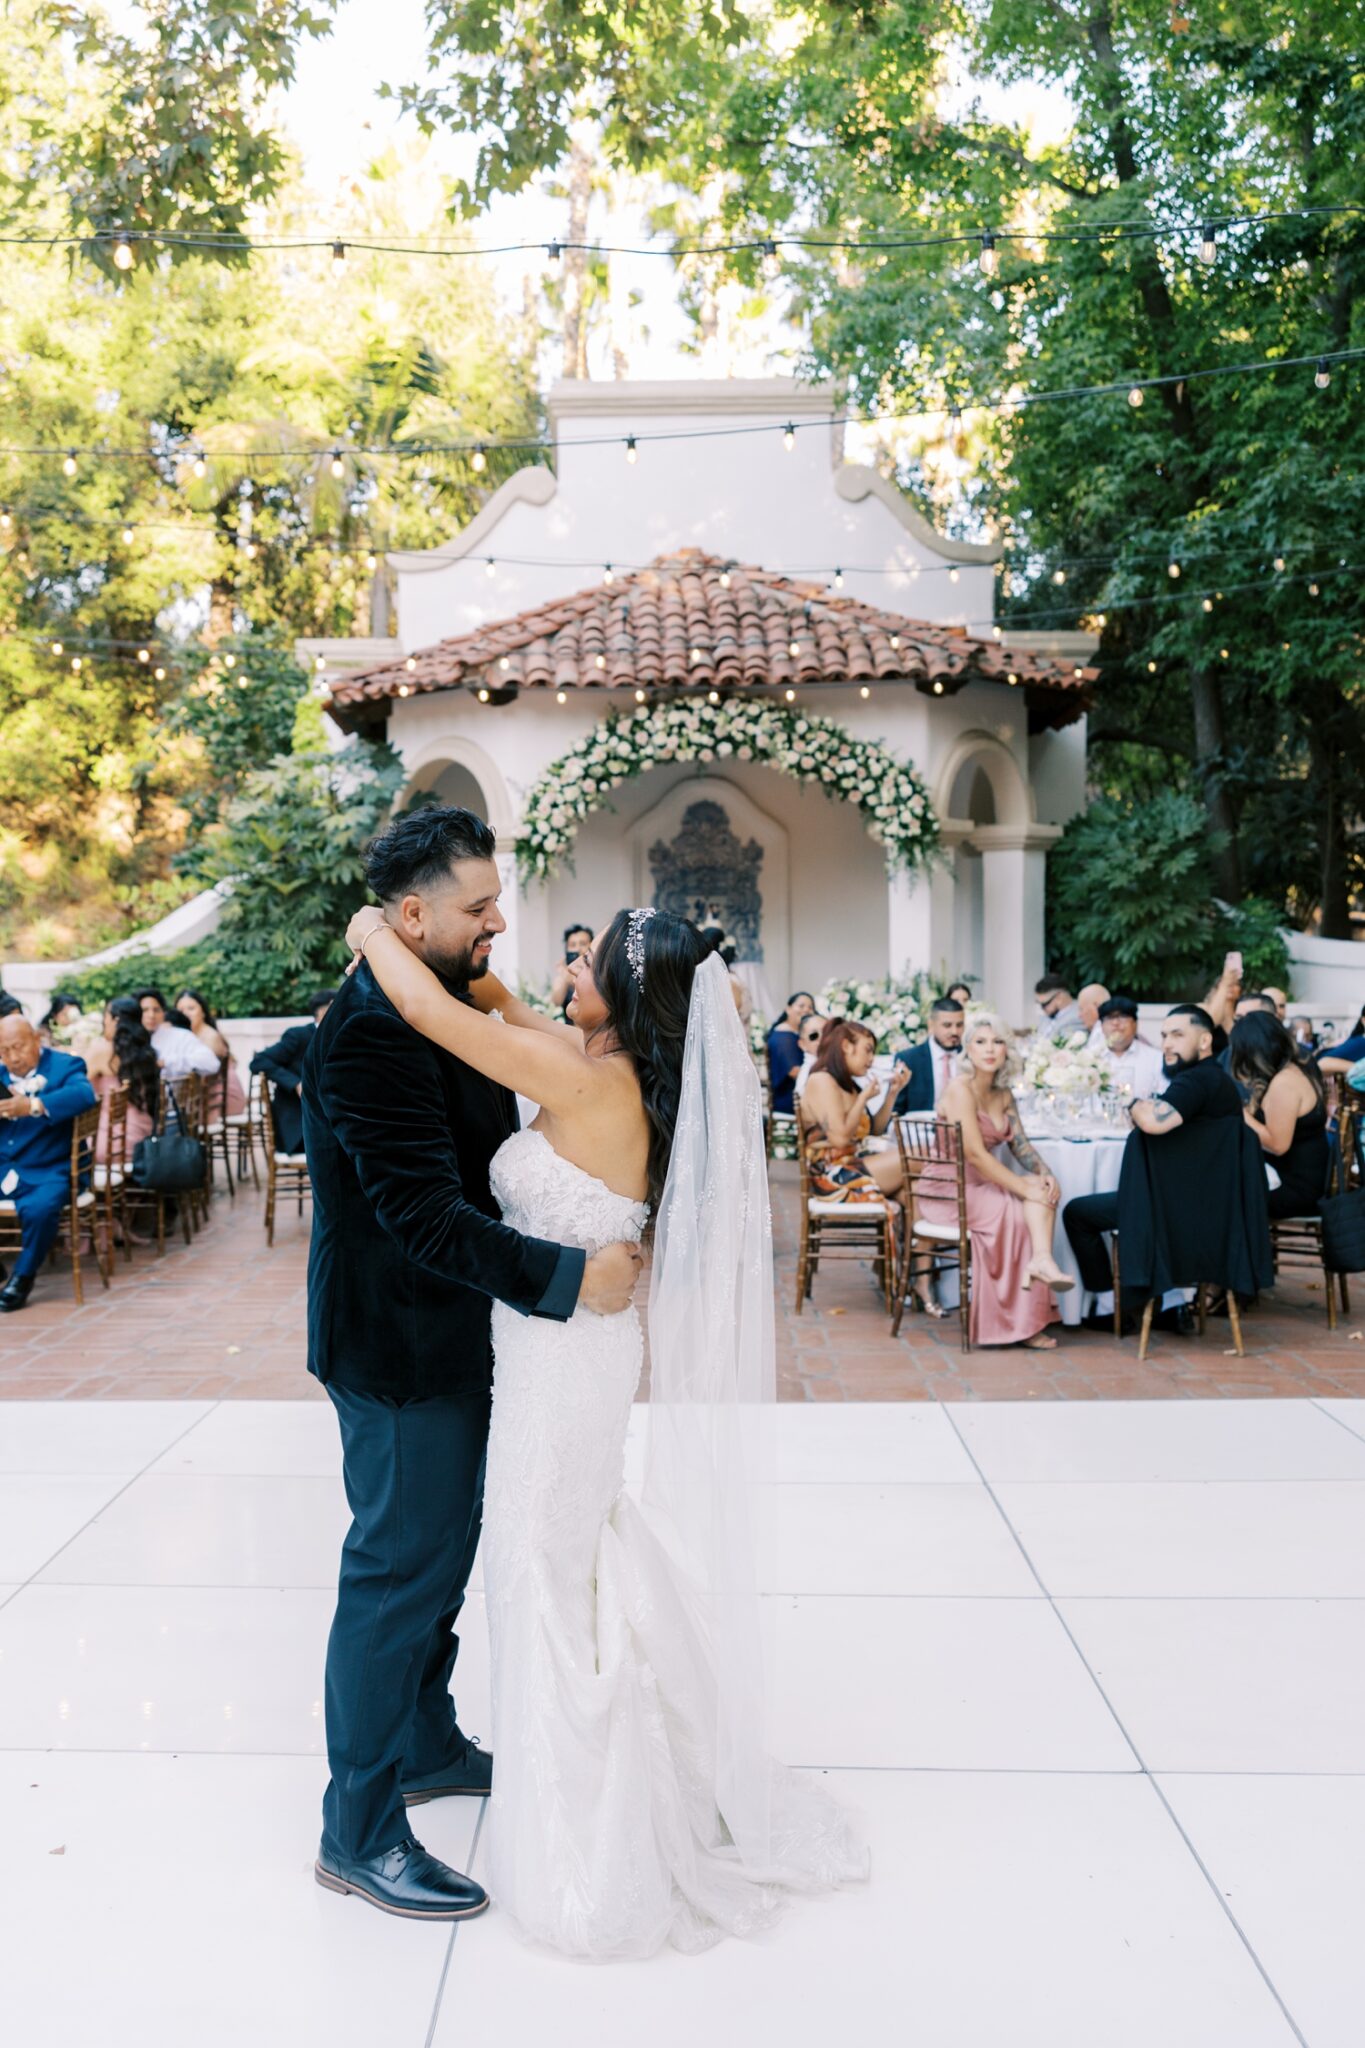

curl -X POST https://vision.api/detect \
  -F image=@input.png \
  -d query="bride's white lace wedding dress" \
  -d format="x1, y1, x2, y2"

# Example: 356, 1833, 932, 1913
484, 1125, 864, 1959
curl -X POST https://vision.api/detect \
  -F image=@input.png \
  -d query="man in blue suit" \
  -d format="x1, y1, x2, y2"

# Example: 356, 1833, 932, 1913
890, 995, 967, 1116
0, 1012, 97, 1313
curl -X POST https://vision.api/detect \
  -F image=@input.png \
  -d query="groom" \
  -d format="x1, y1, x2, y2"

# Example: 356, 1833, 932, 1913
303, 805, 641, 1921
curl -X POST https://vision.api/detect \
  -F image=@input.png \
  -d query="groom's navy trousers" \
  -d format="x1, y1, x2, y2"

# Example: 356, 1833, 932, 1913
321, 1385, 490, 1864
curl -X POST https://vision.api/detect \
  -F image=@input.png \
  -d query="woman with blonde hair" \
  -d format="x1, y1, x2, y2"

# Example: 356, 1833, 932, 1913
915, 1012, 1072, 1349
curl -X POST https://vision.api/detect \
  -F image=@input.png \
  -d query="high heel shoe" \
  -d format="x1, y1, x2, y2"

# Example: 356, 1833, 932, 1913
911, 1287, 947, 1319
1023, 1258, 1075, 1294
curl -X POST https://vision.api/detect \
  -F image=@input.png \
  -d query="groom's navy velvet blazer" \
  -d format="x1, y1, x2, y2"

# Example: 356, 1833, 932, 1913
302, 958, 584, 1401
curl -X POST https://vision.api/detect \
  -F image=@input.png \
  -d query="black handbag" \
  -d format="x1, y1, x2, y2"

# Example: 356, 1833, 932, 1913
1318, 1188, 1365, 1273
131, 1090, 206, 1194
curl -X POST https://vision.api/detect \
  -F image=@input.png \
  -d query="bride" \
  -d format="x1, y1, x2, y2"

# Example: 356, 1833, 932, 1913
345, 902, 865, 1958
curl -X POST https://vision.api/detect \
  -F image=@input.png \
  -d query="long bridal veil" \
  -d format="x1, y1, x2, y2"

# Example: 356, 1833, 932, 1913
644, 953, 866, 1898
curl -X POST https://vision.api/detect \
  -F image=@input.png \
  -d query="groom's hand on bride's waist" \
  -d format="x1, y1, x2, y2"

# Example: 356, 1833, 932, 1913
579, 1241, 644, 1316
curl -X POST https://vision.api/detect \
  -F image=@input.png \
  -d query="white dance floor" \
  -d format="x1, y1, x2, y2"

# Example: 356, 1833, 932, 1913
3, 1397, 1365, 2046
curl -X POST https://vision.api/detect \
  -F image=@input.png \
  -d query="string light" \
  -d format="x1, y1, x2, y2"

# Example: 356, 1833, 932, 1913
70, 655, 81, 671
470, 443, 487, 473
1128, 386, 1144, 408
1198, 223, 1218, 265
1147, 659, 1158, 672
365, 552, 377, 571
833, 567, 843, 588
1315, 358, 1331, 389
314, 654, 326, 672
485, 557, 495, 578
948, 567, 960, 584
556, 688, 567, 703
405, 656, 416, 670
499, 656, 510, 670
1274, 555, 1285, 571
397, 682, 409, 697
708, 689, 720, 704
223, 652, 235, 668
0, 511, 9, 529
331, 241, 346, 278
979, 230, 998, 277
635, 688, 646, 703
932, 679, 944, 693
784, 688, 795, 701
889, 633, 900, 650
477, 687, 490, 701
1202, 596, 1214, 611
594, 654, 605, 670
625, 436, 637, 464
112, 233, 134, 272
329, 450, 344, 479
191, 452, 206, 479
121, 525, 133, 544
859, 685, 870, 698
1052, 568, 1067, 585
1309, 581, 1320, 595
154, 665, 166, 680
62, 451, 77, 477
50, 639, 62, 654
948, 403, 964, 453
1007, 672, 1018, 685
1220, 647, 1230, 659
546, 241, 562, 265
137, 647, 149, 662
1168, 559, 1181, 578
603, 563, 614, 584
783, 422, 796, 451
718, 569, 731, 589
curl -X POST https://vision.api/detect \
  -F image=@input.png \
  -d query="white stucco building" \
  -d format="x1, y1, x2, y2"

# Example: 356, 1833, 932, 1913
302, 379, 1098, 1020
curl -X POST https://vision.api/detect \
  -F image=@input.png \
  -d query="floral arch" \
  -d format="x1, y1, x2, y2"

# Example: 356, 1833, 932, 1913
515, 696, 939, 881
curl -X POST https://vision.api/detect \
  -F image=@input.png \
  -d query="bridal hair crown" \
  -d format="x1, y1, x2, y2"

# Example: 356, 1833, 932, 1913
625, 906, 657, 989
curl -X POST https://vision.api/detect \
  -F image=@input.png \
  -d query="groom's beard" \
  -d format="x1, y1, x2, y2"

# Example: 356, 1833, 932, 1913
421, 934, 493, 989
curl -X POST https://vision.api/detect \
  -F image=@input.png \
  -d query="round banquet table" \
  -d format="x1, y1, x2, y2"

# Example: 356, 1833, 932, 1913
1024, 1130, 1127, 1328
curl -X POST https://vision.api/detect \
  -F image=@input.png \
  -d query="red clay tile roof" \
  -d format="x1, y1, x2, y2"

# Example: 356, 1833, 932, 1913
328, 548, 1096, 727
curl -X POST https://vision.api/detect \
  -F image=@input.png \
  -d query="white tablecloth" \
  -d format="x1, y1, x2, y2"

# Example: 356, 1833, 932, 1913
1028, 1133, 1126, 1326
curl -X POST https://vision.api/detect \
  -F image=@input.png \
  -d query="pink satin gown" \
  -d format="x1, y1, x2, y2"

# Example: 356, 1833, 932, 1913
916, 1109, 1058, 1346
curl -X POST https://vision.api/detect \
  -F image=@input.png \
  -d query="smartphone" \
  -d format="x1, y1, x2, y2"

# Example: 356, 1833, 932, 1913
1225, 950, 1243, 979
0, 1077, 10, 1100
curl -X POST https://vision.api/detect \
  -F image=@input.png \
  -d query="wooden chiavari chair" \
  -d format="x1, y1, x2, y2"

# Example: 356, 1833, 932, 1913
92, 1081, 133, 1266
259, 1076, 311, 1247
793, 1102, 899, 1314
0, 1102, 108, 1305
890, 1115, 972, 1352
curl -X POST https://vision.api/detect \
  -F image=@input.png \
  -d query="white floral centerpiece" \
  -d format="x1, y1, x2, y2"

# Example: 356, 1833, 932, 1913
815, 972, 937, 1049
1021, 1029, 1114, 1097
516, 697, 939, 882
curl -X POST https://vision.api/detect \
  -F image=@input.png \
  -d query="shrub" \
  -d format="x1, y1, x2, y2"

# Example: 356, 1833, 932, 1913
1047, 792, 1290, 1001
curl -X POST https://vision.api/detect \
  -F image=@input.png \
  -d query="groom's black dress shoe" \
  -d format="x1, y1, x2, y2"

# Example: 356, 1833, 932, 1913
402, 1736, 493, 1804
314, 1838, 489, 1921
0, 1274, 33, 1313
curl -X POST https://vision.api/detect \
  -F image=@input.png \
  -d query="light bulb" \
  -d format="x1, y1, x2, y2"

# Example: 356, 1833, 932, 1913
1309, 581, 1320, 596
1007, 672, 1018, 685
556, 689, 567, 704
244, 540, 257, 559
485, 557, 495, 578
546, 241, 562, 265
1202, 596, 1213, 612
709, 690, 720, 705
314, 654, 326, 672
365, 552, 377, 571
784, 688, 795, 702
329, 450, 344, 479
1315, 358, 1331, 390
890, 633, 900, 650
788, 638, 799, 658
1273, 555, 1285, 571
949, 567, 960, 584
397, 683, 409, 697
121, 525, 134, 545
603, 563, 614, 585
1128, 386, 1144, 408
761, 237, 779, 280
1168, 560, 1181, 578
137, 647, 149, 663
331, 241, 346, 278
1052, 568, 1066, 585
1147, 660, 1157, 673
625, 436, 637, 463
62, 451, 77, 477
859, 685, 870, 699
948, 404, 963, 450
112, 233, 134, 271
51, 639, 62, 655
71, 656, 81, 671
0, 511, 9, 529
154, 665, 166, 680
1198, 223, 1217, 265
635, 688, 645, 703
719, 570, 731, 590
594, 654, 605, 670
477, 687, 489, 702
405, 656, 416, 671
1220, 646, 1229, 659
783, 422, 795, 451
223, 652, 235, 668
979, 230, 998, 277
932, 679, 944, 694
499, 656, 510, 671
471, 443, 487, 473
991, 624, 1001, 639
833, 567, 843, 588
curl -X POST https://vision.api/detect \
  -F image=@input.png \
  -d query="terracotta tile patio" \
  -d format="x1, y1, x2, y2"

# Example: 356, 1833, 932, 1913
1, 1163, 1361, 1401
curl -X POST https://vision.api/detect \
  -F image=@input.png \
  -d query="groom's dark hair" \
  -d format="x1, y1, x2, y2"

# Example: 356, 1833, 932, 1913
364, 805, 496, 902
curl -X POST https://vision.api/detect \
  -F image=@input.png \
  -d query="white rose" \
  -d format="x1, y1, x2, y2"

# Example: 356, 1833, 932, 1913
718, 741, 733, 757
737, 745, 753, 760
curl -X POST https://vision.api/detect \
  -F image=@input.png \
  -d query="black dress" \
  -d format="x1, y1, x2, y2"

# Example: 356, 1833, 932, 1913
1263, 1100, 1330, 1219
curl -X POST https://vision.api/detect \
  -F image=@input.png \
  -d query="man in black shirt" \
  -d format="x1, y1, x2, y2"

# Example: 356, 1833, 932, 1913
1064, 1004, 1243, 1330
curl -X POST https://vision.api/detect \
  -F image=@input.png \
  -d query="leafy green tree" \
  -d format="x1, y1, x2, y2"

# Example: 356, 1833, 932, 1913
1047, 791, 1290, 999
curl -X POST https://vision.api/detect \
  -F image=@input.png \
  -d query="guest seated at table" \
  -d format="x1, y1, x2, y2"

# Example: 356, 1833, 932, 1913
1034, 974, 1081, 1038
0, 1011, 98, 1313
800, 1020, 908, 1203
1318, 1002, 1365, 1075
1077, 984, 1110, 1046
83, 998, 161, 1165
1064, 1004, 1243, 1331
38, 992, 83, 1045
1095, 997, 1165, 1098
133, 985, 220, 1083
250, 989, 335, 1154
767, 990, 814, 1117
175, 988, 248, 1116
1229, 1011, 1330, 1219
891, 995, 965, 1113
792, 1010, 826, 1103
916, 1014, 1071, 1347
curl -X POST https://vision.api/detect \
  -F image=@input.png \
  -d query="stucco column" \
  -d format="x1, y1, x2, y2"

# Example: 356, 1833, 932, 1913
887, 862, 934, 980
971, 823, 1062, 1028
928, 820, 975, 984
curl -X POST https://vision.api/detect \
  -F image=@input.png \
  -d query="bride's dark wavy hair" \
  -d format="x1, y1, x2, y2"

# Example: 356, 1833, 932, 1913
592, 909, 711, 1205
